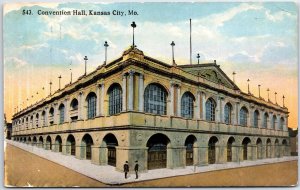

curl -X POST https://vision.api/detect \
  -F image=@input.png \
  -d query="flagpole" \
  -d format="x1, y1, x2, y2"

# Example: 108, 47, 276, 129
190, 19, 192, 65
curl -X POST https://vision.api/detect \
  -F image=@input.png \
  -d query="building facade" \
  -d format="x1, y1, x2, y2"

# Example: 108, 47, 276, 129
11, 47, 290, 172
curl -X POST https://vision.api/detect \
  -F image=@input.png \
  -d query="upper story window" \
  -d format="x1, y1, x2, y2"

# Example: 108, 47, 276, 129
144, 83, 167, 115
70, 98, 78, 110
280, 117, 284, 130
49, 107, 54, 117
42, 111, 46, 126
239, 107, 248, 127
272, 115, 276, 129
263, 113, 269, 128
224, 102, 232, 124
253, 110, 259, 128
205, 98, 216, 121
59, 104, 65, 124
49, 107, 54, 125
86, 92, 97, 119
35, 113, 39, 127
108, 84, 122, 115
181, 92, 194, 119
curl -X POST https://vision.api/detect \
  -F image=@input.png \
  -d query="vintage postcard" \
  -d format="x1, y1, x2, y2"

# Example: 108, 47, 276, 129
3, 1, 298, 187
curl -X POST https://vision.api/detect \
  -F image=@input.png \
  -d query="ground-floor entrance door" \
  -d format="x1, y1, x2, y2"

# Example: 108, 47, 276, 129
86, 144, 92, 160
227, 143, 232, 162
243, 144, 248, 160
208, 144, 216, 164
108, 147, 116, 166
148, 144, 167, 170
186, 144, 193, 166
71, 142, 76, 156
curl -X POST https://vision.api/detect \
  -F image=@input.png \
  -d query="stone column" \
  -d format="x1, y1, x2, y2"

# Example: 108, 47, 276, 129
202, 92, 206, 120
128, 70, 134, 111
91, 145, 100, 165
170, 83, 175, 116
45, 107, 49, 126
167, 146, 185, 169
177, 85, 181, 117
284, 115, 288, 131
219, 97, 224, 123
231, 145, 239, 162
276, 114, 280, 130
65, 98, 69, 122
100, 83, 105, 116
216, 144, 226, 164
260, 110, 264, 128
199, 143, 208, 166
138, 74, 144, 112
235, 102, 240, 125
122, 74, 127, 111
78, 92, 83, 120
216, 97, 221, 123
196, 91, 201, 119
96, 84, 100, 116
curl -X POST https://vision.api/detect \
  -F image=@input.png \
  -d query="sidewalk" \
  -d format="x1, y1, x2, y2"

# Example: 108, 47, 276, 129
6, 140, 298, 185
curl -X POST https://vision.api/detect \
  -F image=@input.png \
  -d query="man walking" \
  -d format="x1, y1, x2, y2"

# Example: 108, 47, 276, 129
123, 161, 129, 179
134, 160, 139, 179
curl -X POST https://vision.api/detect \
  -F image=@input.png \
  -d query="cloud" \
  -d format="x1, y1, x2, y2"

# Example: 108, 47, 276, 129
4, 2, 59, 15
265, 9, 293, 22
4, 57, 28, 69
196, 3, 263, 28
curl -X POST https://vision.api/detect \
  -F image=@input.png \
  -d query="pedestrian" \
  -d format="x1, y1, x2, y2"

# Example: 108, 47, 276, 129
134, 160, 139, 179
123, 161, 129, 179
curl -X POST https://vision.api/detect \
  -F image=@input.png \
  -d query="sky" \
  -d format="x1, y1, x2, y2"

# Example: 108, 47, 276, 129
3, 2, 298, 128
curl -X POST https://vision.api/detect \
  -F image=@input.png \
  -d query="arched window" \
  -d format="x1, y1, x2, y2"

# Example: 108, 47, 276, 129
224, 103, 232, 124
49, 107, 54, 125
181, 92, 194, 119
108, 84, 122, 115
253, 110, 259, 128
35, 113, 39, 127
86, 92, 97, 119
263, 113, 269, 128
144, 83, 167, 115
49, 107, 54, 117
239, 107, 248, 127
42, 111, 46, 126
70, 98, 78, 110
280, 117, 284, 130
205, 98, 216, 121
59, 104, 65, 124
272, 115, 276, 129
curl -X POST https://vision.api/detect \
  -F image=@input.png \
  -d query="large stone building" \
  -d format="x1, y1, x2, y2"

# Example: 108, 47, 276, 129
11, 46, 290, 172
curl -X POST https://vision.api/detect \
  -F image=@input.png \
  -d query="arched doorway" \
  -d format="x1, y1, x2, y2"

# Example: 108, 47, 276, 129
38, 136, 43, 148
256, 138, 262, 159
103, 134, 118, 166
227, 137, 235, 162
46, 136, 52, 150
67, 135, 76, 156
185, 135, 196, 166
242, 137, 251, 160
81, 134, 94, 160
28, 137, 32, 144
275, 139, 279, 157
266, 139, 271, 158
282, 139, 288, 156
55, 135, 62, 152
147, 133, 170, 170
208, 136, 218, 164
33, 137, 37, 146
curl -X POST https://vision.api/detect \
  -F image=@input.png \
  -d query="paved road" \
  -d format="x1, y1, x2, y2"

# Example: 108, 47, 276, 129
4, 143, 298, 187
